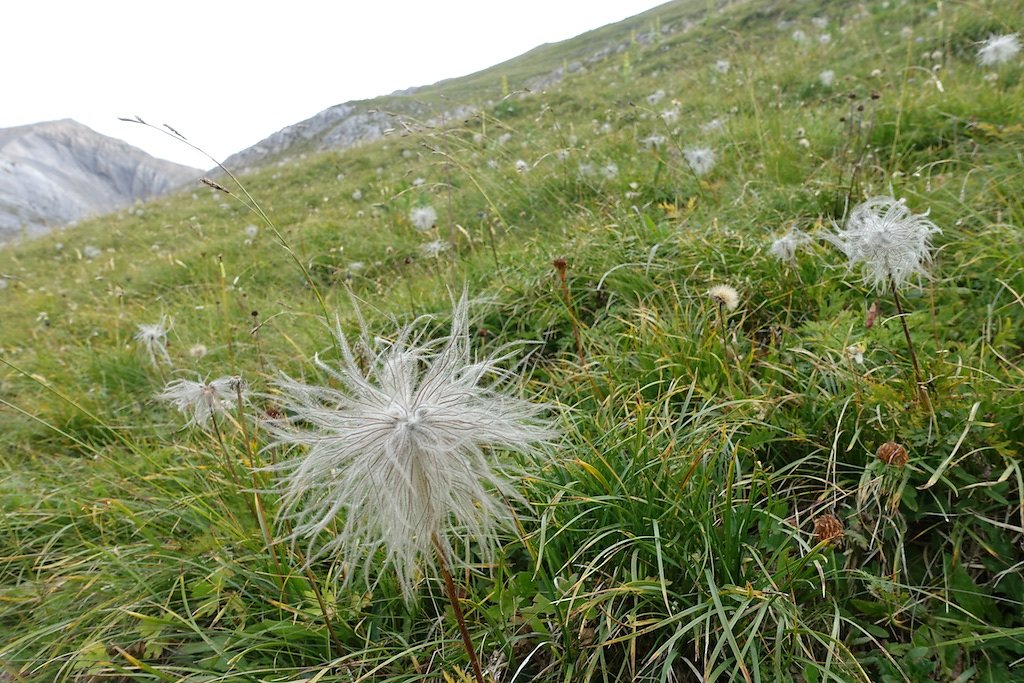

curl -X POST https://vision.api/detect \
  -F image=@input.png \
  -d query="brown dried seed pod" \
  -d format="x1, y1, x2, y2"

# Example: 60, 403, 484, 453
876, 441, 909, 467
814, 514, 845, 546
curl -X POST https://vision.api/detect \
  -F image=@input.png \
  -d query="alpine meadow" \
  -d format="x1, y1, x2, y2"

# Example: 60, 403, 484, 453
3, 0, 1024, 681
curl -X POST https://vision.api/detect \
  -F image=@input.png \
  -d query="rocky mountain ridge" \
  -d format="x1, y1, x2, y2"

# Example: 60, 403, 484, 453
0, 119, 199, 243
221, 1, 682, 171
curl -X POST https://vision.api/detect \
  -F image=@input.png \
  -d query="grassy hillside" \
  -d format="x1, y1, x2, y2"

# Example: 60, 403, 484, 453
2, 0, 1024, 680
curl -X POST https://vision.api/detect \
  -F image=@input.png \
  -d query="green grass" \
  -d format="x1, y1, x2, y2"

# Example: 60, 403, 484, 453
2, 0, 1024, 680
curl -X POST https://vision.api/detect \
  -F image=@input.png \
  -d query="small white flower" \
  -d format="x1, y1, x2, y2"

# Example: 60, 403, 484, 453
244, 224, 259, 239
846, 343, 866, 365
819, 69, 836, 87
497, 132, 513, 146
263, 295, 556, 600
792, 29, 808, 43
684, 147, 716, 176
157, 376, 248, 429
412, 177, 426, 187
819, 33, 832, 45
715, 59, 730, 74
770, 229, 811, 263
601, 162, 619, 179
811, 16, 828, 30
135, 318, 173, 367
708, 284, 740, 311
642, 134, 666, 149
702, 118, 725, 134
515, 159, 529, 173
824, 196, 941, 291
977, 33, 1021, 67
660, 108, 680, 125
410, 206, 437, 231
646, 89, 666, 106
83, 245, 102, 259
351, 190, 363, 201
420, 240, 449, 257
189, 343, 208, 358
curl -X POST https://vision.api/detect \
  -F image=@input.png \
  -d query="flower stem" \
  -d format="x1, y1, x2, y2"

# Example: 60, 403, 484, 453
302, 564, 344, 660
890, 282, 929, 405
432, 534, 485, 683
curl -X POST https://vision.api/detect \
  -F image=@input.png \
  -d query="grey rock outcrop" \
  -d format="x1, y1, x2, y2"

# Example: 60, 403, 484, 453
0, 119, 200, 243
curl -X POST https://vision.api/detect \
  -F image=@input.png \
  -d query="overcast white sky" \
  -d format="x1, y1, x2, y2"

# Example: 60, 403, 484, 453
3, 1, 666, 168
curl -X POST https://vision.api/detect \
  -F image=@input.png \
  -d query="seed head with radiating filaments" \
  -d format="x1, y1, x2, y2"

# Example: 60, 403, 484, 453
263, 295, 556, 600
135, 317, 172, 367
823, 196, 940, 292
977, 34, 1021, 67
157, 376, 249, 429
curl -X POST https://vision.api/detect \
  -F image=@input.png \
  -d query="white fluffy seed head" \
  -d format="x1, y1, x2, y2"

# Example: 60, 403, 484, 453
263, 294, 557, 601
708, 284, 740, 311
409, 206, 437, 231
157, 376, 248, 429
824, 196, 941, 292
684, 147, 716, 176
978, 33, 1021, 67
770, 229, 811, 264
135, 317, 172, 367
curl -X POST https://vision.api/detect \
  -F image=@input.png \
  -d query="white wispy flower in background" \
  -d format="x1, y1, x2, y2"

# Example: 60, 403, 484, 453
684, 147, 716, 176
158, 376, 248, 429
977, 33, 1021, 66
410, 206, 437, 231
714, 59, 730, 74
135, 318, 172, 367
819, 69, 835, 87
823, 196, 941, 291
642, 134, 666, 149
515, 159, 530, 173
264, 294, 556, 600
702, 118, 725, 134
770, 229, 811, 264
646, 89, 666, 106
420, 240, 449, 258
83, 245, 102, 259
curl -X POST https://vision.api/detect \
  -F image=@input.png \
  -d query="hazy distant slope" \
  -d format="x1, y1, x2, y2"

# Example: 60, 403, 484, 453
0, 119, 200, 242
222, 0, 700, 170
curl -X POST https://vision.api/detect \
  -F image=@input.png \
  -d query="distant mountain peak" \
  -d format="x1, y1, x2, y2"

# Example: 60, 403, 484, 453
0, 119, 200, 243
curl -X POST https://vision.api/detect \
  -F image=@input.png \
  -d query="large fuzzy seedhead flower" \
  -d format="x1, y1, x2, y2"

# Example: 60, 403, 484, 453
824, 196, 940, 291
264, 295, 556, 600
157, 376, 248, 429
977, 33, 1021, 67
